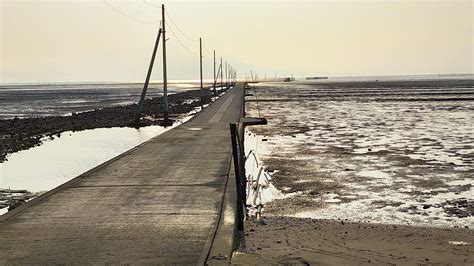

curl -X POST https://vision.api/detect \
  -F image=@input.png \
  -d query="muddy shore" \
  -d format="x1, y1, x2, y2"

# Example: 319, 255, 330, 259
233, 216, 474, 265
238, 79, 474, 264
0, 88, 216, 163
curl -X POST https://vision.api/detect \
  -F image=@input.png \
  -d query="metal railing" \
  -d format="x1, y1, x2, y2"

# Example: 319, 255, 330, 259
229, 117, 267, 232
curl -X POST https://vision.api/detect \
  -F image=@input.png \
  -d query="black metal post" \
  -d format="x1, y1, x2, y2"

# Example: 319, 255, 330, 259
236, 123, 247, 207
230, 123, 244, 231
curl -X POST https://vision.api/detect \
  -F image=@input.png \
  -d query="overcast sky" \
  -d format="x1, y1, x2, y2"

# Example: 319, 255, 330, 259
1, 0, 472, 83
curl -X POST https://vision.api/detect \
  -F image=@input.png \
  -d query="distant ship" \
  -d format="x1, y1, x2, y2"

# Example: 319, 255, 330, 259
306, 76, 328, 80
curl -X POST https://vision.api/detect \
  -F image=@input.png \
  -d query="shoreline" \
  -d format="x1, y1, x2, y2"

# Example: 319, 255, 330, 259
0, 88, 218, 163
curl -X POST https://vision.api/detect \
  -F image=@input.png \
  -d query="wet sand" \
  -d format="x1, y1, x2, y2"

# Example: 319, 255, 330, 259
237, 79, 474, 264
0, 88, 216, 163
233, 216, 474, 265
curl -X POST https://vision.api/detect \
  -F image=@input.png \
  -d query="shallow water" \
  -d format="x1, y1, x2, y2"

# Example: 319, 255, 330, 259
0, 121, 189, 192
246, 80, 474, 227
0, 82, 202, 119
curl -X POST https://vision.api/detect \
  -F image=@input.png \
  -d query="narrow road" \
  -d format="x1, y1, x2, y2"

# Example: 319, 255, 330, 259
0, 84, 244, 264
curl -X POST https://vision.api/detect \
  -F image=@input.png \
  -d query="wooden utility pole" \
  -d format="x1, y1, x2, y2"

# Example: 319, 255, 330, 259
213, 50, 216, 96
200, 37, 203, 108
225, 61, 228, 88
161, 4, 169, 122
134, 26, 163, 124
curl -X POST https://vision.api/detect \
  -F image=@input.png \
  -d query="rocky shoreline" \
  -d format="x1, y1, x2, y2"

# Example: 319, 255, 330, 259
0, 88, 218, 163
0, 189, 44, 212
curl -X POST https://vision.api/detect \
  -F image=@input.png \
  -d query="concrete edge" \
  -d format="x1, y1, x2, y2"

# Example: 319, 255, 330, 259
204, 83, 247, 265
204, 156, 238, 265
0, 88, 235, 224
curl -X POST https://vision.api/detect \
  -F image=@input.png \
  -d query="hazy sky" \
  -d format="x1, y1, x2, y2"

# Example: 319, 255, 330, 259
1, 0, 472, 83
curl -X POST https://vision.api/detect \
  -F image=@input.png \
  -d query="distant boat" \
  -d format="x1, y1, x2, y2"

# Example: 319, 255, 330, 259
283, 77, 295, 82
306, 76, 328, 80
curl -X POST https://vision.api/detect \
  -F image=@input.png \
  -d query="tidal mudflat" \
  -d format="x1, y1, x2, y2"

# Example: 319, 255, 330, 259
238, 78, 474, 263
245, 79, 473, 228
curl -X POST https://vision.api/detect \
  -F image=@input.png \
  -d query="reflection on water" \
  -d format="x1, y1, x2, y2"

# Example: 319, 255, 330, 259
0, 124, 179, 192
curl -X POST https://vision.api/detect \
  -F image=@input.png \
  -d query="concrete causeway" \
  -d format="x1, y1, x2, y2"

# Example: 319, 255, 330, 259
0, 84, 244, 264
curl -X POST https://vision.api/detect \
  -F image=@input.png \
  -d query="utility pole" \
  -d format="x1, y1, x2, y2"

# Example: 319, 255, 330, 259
134, 25, 162, 124
220, 57, 223, 89
161, 4, 169, 123
225, 61, 228, 88
199, 37, 203, 109
213, 50, 216, 96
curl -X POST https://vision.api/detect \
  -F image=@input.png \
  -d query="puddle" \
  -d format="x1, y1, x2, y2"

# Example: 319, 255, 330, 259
357, 170, 390, 179
0, 118, 190, 192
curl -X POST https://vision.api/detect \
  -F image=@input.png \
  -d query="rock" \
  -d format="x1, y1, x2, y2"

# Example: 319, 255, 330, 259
8, 199, 25, 211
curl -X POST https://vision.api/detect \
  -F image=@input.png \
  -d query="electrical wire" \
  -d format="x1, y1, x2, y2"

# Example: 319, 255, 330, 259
141, 1, 217, 68
143, 0, 198, 43
103, 0, 160, 24
143, 1, 216, 61
142, 0, 161, 9
166, 24, 197, 55
202, 43, 213, 59
165, 10, 199, 42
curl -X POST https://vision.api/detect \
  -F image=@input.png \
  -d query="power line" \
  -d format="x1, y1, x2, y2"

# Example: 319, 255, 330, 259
103, 0, 160, 24
144, 1, 199, 43
142, 0, 161, 9
165, 10, 199, 42
143, 1, 216, 61
202, 43, 213, 58
167, 24, 197, 55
